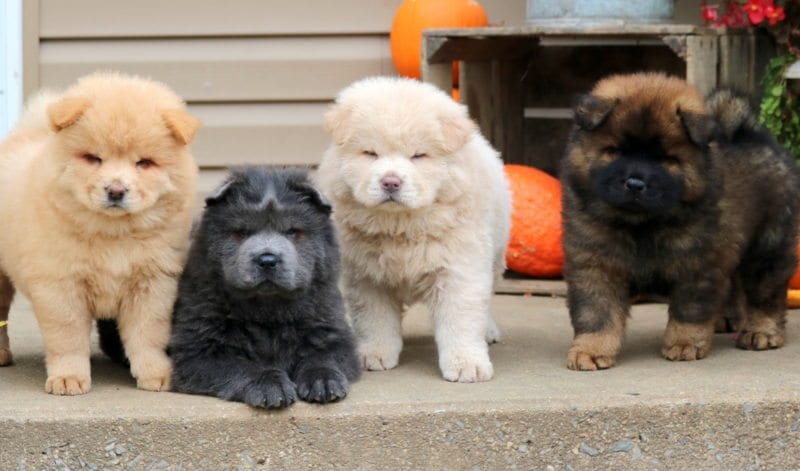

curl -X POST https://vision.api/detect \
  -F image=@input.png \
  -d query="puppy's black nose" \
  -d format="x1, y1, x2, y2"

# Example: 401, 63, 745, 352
380, 175, 403, 193
256, 252, 281, 269
625, 177, 646, 193
106, 184, 128, 202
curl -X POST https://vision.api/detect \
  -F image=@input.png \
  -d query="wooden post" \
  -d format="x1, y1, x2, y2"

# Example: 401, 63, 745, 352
719, 33, 756, 93
461, 59, 525, 163
686, 35, 719, 96
421, 36, 452, 92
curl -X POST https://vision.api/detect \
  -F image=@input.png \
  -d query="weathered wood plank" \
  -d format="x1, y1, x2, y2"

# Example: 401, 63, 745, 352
495, 277, 567, 296
685, 35, 719, 96
425, 36, 539, 63
719, 33, 756, 92
425, 24, 718, 38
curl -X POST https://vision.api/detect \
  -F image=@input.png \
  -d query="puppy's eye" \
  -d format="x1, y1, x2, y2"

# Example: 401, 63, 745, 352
362, 150, 378, 158
602, 146, 618, 155
82, 153, 102, 165
412, 152, 428, 159
230, 229, 250, 240
136, 158, 156, 169
664, 156, 681, 167
284, 228, 303, 239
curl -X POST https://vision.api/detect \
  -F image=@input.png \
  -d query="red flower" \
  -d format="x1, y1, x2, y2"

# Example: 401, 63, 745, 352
702, 4, 719, 22
764, 4, 786, 25
744, 0, 767, 25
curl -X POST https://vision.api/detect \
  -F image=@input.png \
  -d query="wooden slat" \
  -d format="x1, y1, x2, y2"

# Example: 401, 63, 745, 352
39, 37, 394, 102
189, 103, 329, 168
495, 277, 567, 296
40, 0, 405, 38
685, 35, 719, 96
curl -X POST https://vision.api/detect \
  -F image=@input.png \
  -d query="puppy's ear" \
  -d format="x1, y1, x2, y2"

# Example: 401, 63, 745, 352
439, 105, 477, 153
48, 97, 91, 131
205, 176, 237, 207
678, 108, 716, 147
324, 103, 353, 146
162, 109, 201, 145
289, 180, 332, 215
573, 94, 616, 131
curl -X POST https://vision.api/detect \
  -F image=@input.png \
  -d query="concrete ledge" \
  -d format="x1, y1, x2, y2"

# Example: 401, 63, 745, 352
1, 296, 800, 469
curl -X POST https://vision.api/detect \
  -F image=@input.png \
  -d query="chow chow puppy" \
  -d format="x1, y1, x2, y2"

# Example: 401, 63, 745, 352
169, 168, 360, 408
0, 72, 199, 394
316, 77, 511, 383
561, 72, 800, 370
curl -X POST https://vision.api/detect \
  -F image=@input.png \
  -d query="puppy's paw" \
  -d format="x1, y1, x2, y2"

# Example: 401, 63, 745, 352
566, 347, 616, 371
296, 367, 349, 404
243, 370, 297, 409
137, 374, 171, 392
565, 331, 623, 371
45, 374, 91, 395
736, 331, 785, 350
132, 355, 172, 392
736, 314, 785, 350
358, 340, 401, 371
439, 348, 493, 382
0, 347, 12, 367
485, 318, 501, 344
662, 319, 713, 362
661, 342, 711, 361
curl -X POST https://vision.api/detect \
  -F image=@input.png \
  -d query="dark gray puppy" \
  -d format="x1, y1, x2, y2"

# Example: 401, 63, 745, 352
168, 167, 360, 408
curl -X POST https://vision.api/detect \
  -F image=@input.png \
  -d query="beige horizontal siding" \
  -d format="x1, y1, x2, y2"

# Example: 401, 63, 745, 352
39, 0, 524, 38
190, 103, 329, 167
40, 37, 394, 102
40, 0, 405, 38
33, 0, 526, 169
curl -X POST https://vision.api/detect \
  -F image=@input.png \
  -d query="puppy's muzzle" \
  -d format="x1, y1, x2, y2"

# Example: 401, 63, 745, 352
256, 252, 281, 270
380, 174, 403, 194
624, 177, 646, 193
105, 183, 128, 205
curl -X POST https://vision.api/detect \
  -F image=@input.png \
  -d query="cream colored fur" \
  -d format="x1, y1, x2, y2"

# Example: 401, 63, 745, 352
0, 72, 199, 395
317, 77, 511, 382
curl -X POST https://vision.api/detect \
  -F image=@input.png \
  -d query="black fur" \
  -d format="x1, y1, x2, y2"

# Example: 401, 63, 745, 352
168, 167, 360, 408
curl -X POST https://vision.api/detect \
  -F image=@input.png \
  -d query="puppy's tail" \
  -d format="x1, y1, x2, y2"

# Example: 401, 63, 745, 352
705, 89, 759, 140
15, 90, 60, 131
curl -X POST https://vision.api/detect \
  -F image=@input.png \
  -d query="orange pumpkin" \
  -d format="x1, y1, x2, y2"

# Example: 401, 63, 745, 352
390, 0, 488, 86
505, 165, 564, 277
790, 245, 800, 289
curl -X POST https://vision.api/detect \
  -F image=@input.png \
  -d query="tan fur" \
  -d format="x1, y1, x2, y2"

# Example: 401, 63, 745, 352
566, 308, 626, 371
662, 318, 715, 361
736, 310, 786, 350
0, 72, 199, 394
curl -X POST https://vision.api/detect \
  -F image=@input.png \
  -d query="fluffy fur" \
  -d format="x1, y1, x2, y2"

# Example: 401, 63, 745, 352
561, 73, 800, 370
0, 72, 199, 393
316, 77, 511, 383
169, 168, 359, 408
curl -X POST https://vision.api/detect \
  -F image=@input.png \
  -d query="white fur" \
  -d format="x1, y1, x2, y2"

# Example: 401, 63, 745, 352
317, 77, 511, 382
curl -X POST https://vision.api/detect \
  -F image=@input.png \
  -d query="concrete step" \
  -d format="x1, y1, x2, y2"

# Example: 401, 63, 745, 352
1, 295, 799, 470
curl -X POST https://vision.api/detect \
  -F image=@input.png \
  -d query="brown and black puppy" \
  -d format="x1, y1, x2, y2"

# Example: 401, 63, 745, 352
560, 73, 800, 370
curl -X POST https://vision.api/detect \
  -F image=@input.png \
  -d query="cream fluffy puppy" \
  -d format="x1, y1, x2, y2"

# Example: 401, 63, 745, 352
0, 72, 198, 395
317, 77, 511, 382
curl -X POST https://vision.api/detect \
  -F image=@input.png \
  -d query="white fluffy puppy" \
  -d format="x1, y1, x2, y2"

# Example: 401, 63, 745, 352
316, 77, 511, 382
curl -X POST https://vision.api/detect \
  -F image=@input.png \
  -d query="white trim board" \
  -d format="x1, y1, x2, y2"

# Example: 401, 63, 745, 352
0, 0, 23, 138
